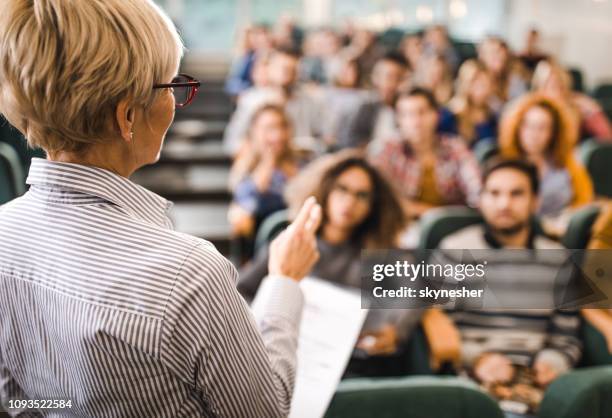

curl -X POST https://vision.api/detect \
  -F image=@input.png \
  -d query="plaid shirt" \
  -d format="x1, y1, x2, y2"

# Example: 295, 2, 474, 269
371, 135, 482, 207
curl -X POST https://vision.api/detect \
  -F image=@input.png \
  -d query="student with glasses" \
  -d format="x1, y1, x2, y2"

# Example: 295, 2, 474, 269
238, 151, 422, 375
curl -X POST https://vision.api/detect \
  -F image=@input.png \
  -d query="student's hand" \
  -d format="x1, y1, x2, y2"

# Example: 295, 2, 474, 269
268, 197, 322, 281
474, 353, 515, 385
357, 324, 398, 355
228, 204, 255, 237
252, 154, 277, 191
533, 360, 560, 387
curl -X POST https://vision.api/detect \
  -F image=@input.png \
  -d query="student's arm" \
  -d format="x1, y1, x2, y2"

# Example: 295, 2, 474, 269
534, 310, 582, 386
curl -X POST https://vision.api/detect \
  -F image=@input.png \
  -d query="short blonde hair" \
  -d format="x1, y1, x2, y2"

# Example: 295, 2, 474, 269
0, 0, 183, 153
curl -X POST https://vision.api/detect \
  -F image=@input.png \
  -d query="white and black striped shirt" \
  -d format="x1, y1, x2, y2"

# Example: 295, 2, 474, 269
0, 158, 303, 417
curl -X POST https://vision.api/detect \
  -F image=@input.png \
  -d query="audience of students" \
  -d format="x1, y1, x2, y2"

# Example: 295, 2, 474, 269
498, 93, 593, 218
371, 88, 482, 220
220, 21, 606, 396
440, 59, 498, 147
532, 59, 612, 141
439, 159, 582, 396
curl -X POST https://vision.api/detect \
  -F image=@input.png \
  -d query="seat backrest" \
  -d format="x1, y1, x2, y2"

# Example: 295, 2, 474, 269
0, 115, 45, 181
0, 142, 25, 204
472, 139, 498, 165
568, 67, 584, 93
593, 83, 612, 100
418, 206, 483, 250
254, 209, 290, 254
325, 376, 505, 418
580, 139, 612, 198
562, 205, 602, 249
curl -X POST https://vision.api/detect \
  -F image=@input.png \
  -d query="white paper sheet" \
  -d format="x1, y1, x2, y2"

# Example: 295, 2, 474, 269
289, 277, 369, 418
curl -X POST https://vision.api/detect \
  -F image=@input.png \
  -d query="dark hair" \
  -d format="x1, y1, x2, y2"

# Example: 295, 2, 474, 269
286, 150, 406, 249
379, 51, 409, 69
482, 158, 539, 194
397, 87, 439, 110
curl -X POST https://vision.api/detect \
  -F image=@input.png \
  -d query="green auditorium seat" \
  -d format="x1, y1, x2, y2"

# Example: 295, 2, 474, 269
324, 376, 505, 418
568, 68, 584, 93
418, 206, 482, 250
254, 209, 290, 254
0, 115, 45, 182
581, 321, 612, 367
579, 140, 612, 198
539, 366, 612, 418
593, 83, 612, 101
562, 205, 601, 249
453, 41, 477, 63
0, 142, 25, 204
472, 139, 498, 165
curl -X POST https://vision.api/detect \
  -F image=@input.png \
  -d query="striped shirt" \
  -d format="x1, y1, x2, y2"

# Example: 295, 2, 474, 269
0, 158, 304, 418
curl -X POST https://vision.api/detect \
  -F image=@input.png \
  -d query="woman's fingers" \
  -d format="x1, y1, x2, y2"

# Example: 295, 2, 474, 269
289, 196, 317, 233
304, 203, 322, 234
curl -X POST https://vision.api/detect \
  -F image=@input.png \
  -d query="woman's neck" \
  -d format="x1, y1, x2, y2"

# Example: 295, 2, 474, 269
322, 223, 351, 245
49, 143, 136, 178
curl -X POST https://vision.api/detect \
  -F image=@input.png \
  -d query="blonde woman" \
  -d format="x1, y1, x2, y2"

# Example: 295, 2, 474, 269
441, 59, 498, 147
532, 59, 612, 141
228, 104, 299, 239
0, 1, 321, 416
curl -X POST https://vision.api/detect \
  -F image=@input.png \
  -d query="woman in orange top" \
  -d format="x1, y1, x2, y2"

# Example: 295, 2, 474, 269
499, 93, 593, 218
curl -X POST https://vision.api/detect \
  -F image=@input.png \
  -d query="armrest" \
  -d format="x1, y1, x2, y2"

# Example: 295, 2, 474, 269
325, 376, 504, 418
421, 308, 462, 371
582, 309, 612, 354
539, 366, 612, 418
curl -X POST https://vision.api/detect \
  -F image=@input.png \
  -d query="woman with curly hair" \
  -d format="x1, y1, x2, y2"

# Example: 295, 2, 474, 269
238, 150, 420, 368
499, 93, 593, 217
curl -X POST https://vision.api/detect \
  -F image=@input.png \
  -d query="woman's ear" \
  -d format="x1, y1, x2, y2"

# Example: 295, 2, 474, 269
115, 99, 135, 143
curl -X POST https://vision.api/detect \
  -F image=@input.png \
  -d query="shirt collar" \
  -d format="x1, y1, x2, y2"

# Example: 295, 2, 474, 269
26, 158, 173, 228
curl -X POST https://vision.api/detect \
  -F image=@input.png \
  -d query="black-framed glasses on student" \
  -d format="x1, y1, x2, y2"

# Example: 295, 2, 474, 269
153, 73, 201, 108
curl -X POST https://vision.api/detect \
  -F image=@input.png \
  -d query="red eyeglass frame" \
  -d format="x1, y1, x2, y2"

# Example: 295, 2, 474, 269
153, 73, 201, 108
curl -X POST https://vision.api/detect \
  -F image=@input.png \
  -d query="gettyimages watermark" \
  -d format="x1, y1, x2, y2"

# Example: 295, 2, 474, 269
360, 249, 612, 310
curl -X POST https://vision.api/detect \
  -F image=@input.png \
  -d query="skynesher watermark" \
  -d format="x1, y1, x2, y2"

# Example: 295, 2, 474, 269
360, 249, 612, 310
